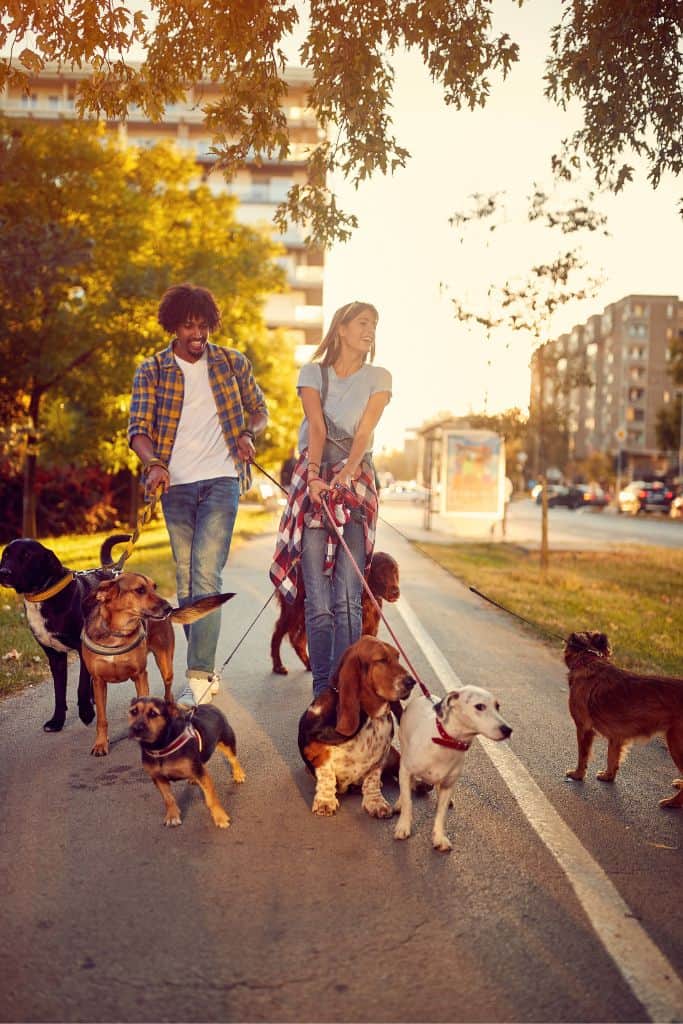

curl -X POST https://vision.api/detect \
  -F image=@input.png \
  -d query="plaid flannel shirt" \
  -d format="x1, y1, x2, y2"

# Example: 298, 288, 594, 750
270, 452, 378, 602
127, 342, 267, 494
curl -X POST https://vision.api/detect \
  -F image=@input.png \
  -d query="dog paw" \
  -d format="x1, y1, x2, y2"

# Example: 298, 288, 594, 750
273, 665, 288, 675
364, 799, 393, 819
164, 814, 182, 827
212, 810, 231, 828
78, 703, 95, 726
565, 770, 585, 781
312, 797, 339, 816
90, 742, 109, 757
43, 715, 66, 733
394, 821, 411, 840
596, 771, 616, 782
432, 835, 452, 853
232, 767, 246, 784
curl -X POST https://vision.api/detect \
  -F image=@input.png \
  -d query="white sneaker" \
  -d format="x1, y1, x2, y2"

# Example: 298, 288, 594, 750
187, 676, 213, 705
207, 672, 221, 695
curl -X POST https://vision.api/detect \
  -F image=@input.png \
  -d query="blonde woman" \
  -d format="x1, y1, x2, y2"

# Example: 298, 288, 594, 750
271, 301, 391, 697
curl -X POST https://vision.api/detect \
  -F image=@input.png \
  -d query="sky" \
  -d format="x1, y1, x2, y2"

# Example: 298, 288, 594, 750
313, 3, 683, 451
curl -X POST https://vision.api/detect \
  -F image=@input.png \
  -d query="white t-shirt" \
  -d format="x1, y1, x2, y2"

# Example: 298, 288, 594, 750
296, 362, 392, 454
168, 352, 238, 485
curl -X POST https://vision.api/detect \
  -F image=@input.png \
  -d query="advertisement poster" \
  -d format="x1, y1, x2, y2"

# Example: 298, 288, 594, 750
444, 431, 504, 517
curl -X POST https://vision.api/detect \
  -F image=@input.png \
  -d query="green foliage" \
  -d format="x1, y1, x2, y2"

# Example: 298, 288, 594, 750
655, 395, 682, 453
545, 0, 683, 194
0, 117, 300, 529
2, 2, 677, 243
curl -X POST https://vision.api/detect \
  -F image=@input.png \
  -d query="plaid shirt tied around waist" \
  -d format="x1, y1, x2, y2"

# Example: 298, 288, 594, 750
270, 452, 378, 603
127, 342, 267, 495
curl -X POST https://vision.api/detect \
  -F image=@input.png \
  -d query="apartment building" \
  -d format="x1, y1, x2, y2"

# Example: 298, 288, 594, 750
530, 294, 682, 474
0, 63, 324, 347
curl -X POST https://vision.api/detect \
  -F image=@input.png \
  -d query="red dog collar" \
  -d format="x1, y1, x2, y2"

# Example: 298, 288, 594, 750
432, 717, 471, 751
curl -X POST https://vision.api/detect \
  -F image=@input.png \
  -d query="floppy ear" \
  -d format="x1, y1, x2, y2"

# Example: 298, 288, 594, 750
592, 632, 612, 657
335, 649, 364, 737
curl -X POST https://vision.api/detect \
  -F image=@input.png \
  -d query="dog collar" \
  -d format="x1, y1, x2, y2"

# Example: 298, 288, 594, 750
24, 572, 75, 602
432, 717, 471, 751
143, 723, 202, 758
81, 624, 146, 656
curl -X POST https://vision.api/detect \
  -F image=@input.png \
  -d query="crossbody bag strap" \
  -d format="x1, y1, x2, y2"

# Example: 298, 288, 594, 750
319, 363, 329, 409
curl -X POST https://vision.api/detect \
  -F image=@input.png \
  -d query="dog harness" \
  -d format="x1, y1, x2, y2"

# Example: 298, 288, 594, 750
432, 717, 471, 752
143, 722, 202, 758
24, 572, 75, 602
81, 623, 147, 656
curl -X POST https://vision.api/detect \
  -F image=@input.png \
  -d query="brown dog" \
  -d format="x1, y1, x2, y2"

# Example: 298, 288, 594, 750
298, 635, 415, 817
564, 631, 683, 808
128, 697, 245, 828
271, 551, 400, 675
81, 573, 233, 757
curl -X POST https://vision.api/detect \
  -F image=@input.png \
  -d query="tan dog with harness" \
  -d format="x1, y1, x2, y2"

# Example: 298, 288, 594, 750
81, 573, 233, 756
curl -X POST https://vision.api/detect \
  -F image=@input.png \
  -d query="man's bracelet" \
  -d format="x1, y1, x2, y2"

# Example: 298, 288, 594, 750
239, 429, 256, 442
144, 458, 168, 473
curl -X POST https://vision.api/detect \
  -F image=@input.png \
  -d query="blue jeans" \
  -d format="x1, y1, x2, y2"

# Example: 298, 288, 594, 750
301, 518, 366, 697
161, 477, 240, 674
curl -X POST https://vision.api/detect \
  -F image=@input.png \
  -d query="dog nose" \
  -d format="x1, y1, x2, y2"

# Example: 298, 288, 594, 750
500, 725, 512, 739
403, 676, 416, 692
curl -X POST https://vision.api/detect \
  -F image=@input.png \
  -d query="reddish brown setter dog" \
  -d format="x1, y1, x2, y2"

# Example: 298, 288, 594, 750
270, 551, 400, 676
564, 631, 683, 808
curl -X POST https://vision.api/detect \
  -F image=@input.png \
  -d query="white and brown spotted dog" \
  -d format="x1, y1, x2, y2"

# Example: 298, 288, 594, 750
297, 636, 415, 817
394, 686, 512, 851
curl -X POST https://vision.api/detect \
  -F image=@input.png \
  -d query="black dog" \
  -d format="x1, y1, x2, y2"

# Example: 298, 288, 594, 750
0, 534, 128, 732
128, 697, 246, 828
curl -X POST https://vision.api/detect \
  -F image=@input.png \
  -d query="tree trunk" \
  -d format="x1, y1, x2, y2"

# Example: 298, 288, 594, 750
538, 349, 549, 571
21, 388, 43, 538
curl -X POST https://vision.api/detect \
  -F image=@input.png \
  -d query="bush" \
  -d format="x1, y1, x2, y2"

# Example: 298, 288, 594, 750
0, 462, 134, 541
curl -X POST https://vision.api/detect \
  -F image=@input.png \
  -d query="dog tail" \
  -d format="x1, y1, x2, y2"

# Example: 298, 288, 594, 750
169, 593, 236, 624
100, 533, 132, 567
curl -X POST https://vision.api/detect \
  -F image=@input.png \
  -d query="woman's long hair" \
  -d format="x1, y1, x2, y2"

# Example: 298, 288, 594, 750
311, 301, 379, 366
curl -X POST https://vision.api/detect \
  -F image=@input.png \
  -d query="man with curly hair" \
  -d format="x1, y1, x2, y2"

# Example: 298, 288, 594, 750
128, 283, 268, 705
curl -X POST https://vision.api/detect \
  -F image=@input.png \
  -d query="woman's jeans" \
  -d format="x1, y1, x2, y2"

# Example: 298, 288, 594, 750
161, 477, 240, 674
301, 517, 366, 697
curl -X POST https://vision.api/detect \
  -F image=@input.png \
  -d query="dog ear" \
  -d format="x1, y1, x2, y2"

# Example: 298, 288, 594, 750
95, 579, 120, 603
335, 649, 364, 737
592, 632, 612, 657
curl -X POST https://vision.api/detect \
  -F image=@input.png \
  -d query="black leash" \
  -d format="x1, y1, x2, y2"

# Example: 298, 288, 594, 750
468, 586, 566, 643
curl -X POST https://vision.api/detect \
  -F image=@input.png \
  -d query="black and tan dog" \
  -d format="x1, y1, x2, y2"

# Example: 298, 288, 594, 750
564, 631, 683, 809
128, 696, 245, 828
82, 573, 234, 756
0, 534, 128, 731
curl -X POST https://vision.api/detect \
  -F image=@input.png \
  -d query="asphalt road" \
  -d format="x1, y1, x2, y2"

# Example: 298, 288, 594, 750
0, 518, 682, 1023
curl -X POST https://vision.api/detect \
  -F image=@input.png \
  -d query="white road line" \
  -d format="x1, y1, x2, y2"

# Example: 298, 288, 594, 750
394, 592, 683, 1024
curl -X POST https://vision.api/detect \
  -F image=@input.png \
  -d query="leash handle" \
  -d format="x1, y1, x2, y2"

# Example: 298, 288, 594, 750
320, 494, 432, 699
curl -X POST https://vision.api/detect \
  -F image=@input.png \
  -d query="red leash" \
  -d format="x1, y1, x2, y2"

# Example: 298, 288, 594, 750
320, 490, 432, 699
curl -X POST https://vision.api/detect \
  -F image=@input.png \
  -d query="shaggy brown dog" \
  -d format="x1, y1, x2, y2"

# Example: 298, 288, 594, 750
271, 551, 400, 675
564, 631, 683, 808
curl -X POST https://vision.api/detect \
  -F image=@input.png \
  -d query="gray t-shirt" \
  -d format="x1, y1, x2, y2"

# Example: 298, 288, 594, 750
296, 362, 392, 454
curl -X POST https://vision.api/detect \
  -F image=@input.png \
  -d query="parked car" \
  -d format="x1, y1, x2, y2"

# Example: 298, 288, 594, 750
617, 480, 674, 515
576, 484, 609, 509
535, 484, 584, 509
670, 493, 683, 519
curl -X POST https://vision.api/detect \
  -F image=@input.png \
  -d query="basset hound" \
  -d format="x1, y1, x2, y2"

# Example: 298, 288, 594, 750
298, 635, 415, 817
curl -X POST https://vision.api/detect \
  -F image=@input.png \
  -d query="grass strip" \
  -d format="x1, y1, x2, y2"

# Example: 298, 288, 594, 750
0, 505, 279, 697
415, 542, 683, 677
